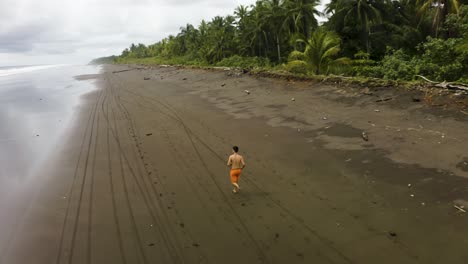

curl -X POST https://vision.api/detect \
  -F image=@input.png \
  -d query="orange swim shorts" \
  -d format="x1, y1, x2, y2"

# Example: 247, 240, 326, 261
230, 169, 242, 184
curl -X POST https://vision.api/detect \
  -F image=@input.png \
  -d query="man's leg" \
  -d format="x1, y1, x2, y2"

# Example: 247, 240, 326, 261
230, 171, 237, 193
232, 177, 240, 193
230, 170, 240, 193
233, 170, 241, 192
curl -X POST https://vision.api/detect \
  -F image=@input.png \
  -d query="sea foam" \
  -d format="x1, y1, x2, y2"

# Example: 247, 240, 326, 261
0, 64, 65, 77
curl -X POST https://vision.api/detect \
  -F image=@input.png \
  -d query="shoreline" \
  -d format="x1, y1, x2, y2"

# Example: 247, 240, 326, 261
0, 66, 102, 264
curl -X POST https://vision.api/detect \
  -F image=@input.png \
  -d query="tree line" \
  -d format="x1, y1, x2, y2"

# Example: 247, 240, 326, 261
116, 0, 468, 82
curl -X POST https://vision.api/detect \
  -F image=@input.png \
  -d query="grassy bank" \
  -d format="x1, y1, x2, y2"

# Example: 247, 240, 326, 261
115, 56, 426, 90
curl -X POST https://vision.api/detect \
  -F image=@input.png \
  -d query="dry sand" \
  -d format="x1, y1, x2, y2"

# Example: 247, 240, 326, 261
1, 64, 467, 264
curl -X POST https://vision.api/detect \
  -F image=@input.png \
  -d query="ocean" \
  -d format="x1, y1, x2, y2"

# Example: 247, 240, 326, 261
0, 64, 66, 77
0, 64, 100, 197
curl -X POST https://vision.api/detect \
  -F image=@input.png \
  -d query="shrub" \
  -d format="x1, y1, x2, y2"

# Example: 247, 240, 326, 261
288, 51, 307, 62
355, 65, 384, 78
215, 55, 270, 68
437, 62, 465, 81
415, 61, 439, 79
352, 51, 378, 77
416, 37, 468, 81
378, 49, 416, 81
286, 60, 308, 75
350, 34, 468, 82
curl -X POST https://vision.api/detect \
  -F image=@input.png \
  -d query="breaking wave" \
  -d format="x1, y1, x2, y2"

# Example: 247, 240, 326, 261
0, 65, 65, 77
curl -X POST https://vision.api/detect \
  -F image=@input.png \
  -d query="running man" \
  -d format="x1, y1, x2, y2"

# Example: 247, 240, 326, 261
227, 146, 245, 193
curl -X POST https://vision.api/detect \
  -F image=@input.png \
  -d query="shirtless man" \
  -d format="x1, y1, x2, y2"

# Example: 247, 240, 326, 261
227, 146, 245, 193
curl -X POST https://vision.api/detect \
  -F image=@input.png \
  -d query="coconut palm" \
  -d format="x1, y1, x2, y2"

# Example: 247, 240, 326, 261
301, 30, 349, 74
203, 16, 238, 62
261, 0, 288, 61
325, 0, 382, 53
234, 5, 251, 56
416, 0, 460, 36
244, 2, 272, 57
234, 5, 249, 25
284, 0, 321, 39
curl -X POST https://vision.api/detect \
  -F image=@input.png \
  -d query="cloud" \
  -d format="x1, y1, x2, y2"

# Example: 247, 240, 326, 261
0, 20, 58, 53
0, 0, 329, 66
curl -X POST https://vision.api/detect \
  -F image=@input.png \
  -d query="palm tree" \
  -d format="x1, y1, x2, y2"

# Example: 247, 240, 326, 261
416, 0, 460, 36
199, 16, 238, 63
262, 0, 288, 61
326, 0, 382, 53
235, 5, 252, 56
324, 0, 340, 15
284, 0, 321, 39
178, 24, 199, 54
244, 2, 270, 57
301, 30, 348, 74
234, 5, 249, 25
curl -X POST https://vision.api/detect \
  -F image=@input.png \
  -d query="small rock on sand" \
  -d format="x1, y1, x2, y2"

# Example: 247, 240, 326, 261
361, 132, 369, 141
362, 88, 373, 95
454, 199, 468, 212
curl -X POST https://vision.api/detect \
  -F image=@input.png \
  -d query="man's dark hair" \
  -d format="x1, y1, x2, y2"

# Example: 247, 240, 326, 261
233, 146, 239, 153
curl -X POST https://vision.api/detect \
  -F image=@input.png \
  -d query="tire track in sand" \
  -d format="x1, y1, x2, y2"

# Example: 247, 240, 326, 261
107, 73, 193, 263
117, 84, 269, 264
102, 76, 128, 264
55, 88, 102, 264
106, 74, 184, 263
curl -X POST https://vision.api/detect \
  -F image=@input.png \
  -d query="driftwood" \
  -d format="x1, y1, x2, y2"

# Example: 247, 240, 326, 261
415, 75, 468, 92
112, 67, 146, 74
454, 205, 466, 213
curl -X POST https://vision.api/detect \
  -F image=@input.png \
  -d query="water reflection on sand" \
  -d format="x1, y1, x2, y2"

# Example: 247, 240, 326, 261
0, 65, 99, 200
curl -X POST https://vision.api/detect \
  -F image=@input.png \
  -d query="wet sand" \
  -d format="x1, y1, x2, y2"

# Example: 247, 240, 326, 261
1, 64, 467, 264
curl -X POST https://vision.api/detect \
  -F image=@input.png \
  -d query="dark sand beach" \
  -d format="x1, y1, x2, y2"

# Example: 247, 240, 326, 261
1, 64, 467, 264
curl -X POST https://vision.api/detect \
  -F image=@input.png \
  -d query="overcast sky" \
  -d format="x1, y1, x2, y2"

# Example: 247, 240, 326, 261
0, 0, 330, 66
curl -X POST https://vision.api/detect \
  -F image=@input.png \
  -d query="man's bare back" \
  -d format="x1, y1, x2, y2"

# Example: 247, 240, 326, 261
227, 146, 245, 193
227, 153, 245, 170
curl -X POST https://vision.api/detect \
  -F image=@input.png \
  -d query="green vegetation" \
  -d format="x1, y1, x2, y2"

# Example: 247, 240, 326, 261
89, 55, 117, 65
115, 0, 468, 83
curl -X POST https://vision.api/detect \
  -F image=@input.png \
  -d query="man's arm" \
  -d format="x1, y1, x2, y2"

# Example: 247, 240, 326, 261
241, 156, 246, 169
227, 156, 232, 166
